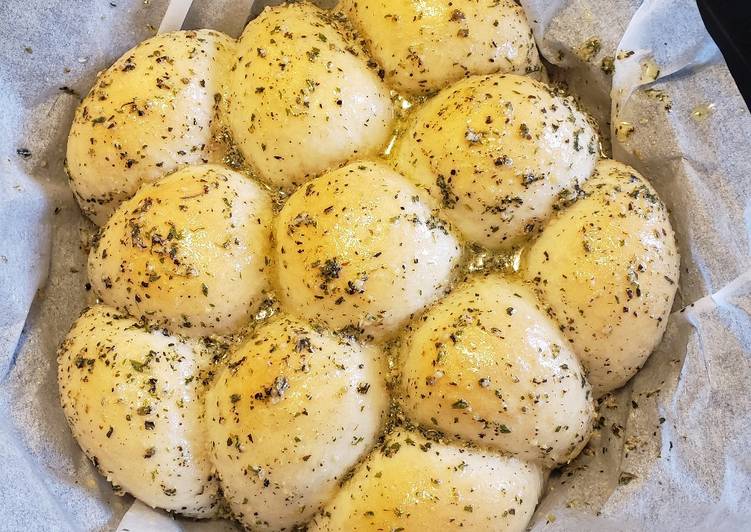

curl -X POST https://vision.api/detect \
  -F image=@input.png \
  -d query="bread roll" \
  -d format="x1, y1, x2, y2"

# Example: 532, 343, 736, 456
66, 30, 235, 225
227, 2, 395, 190
400, 275, 594, 466
206, 314, 388, 530
394, 74, 598, 250
340, 0, 541, 95
523, 159, 680, 395
310, 428, 543, 531
274, 160, 461, 341
89, 164, 273, 337
57, 305, 220, 517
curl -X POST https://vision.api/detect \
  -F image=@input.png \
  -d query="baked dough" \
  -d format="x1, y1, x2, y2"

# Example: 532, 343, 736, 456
227, 2, 395, 190
340, 0, 541, 95
309, 428, 543, 531
400, 275, 595, 466
88, 164, 273, 337
394, 74, 598, 250
57, 305, 220, 517
205, 314, 388, 530
66, 30, 235, 225
523, 159, 680, 395
274, 160, 461, 341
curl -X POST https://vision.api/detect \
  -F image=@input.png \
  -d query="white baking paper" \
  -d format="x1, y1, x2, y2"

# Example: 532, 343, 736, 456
0, 0, 749, 531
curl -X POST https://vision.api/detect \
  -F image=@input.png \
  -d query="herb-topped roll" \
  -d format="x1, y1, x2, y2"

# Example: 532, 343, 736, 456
66, 30, 235, 225
399, 275, 595, 467
227, 2, 395, 191
309, 428, 543, 531
57, 305, 221, 517
274, 160, 462, 341
206, 314, 388, 530
88, 164, 273, 337
394, 74, 598, 250
340, 0, 541, 96
523, 160, 680, 396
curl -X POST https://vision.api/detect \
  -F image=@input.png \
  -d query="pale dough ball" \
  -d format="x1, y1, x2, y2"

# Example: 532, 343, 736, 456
227, 2, 395, 191
400, 275, 594, 467
393, 74, 599, 250
523, 159, 680, 396
57, 305, 220, 517
205, 314, 388, 530
274, 160, 462, 341
340, 0, 541, 96
309, 428, 543, 531
67, 30, 235, 225
89, 164, 273, 337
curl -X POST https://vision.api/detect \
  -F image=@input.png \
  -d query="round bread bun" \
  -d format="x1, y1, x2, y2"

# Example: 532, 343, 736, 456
399, 275, 594, 466
57, 305, 220, 517
274, 160, 462, 341
339, 0, 541, 96
393, 74, 598, 250
227, 2, 395, 191
66, 30, 235, 225
88, 164, 273, 337
205, 314, 388, 530
309, 428, 543, 531
523, 159, 680, 396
